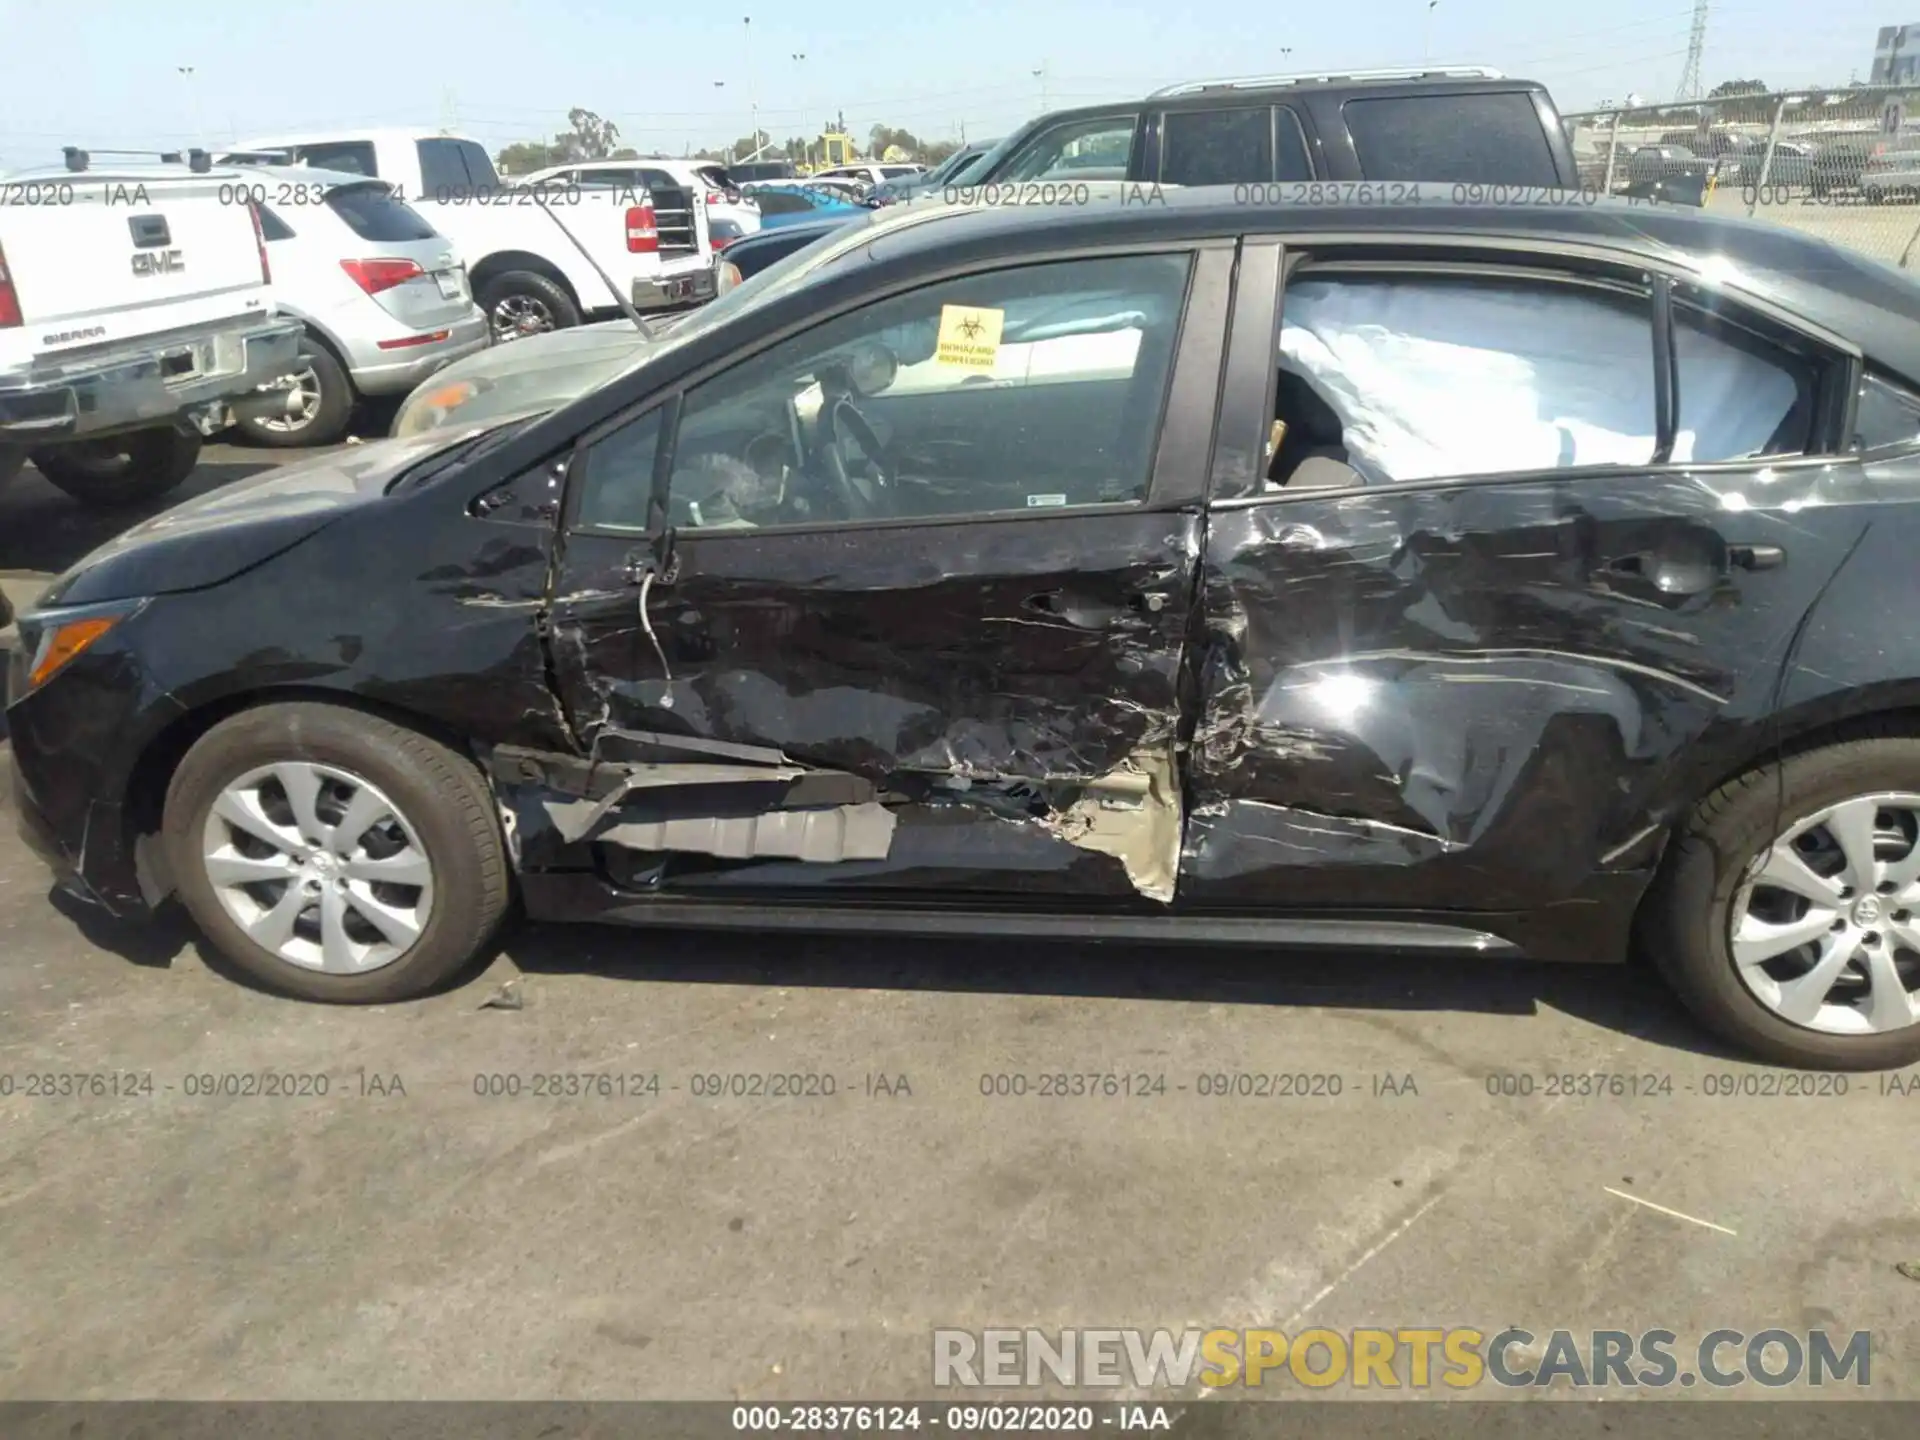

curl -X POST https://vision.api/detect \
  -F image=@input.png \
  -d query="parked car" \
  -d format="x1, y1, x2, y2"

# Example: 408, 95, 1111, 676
1859, 138, 1920, 203
811, 162, 923, 191
1621, 145, 1709, 206
17, 189, 1920, 1071
1715, 138, 1815, 190
870, 143, 998, 205
223, 166, 488, 448
735, 182, 868, 229
730, 160, 802, 184
1810, 136, 1873, 197
521, 158, 762, 263
224, 131, 712, 339
0, 148, 302, 507
957, 66, 1581, 188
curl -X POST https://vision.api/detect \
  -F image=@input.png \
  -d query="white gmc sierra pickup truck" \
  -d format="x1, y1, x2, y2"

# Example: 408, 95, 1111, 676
224, 131, 717, 341
0, 148, 302, 507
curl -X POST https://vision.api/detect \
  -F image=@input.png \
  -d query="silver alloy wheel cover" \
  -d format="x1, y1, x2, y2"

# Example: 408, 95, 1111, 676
201, 761, 435, 974
254, 365, 322, 433
1731, 791, 1920, 1035
490, 293, 554, 341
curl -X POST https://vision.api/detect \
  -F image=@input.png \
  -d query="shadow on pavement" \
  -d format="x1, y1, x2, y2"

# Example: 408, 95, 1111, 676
493, 918, 1749, 1065
0, 460, 281, 575
44, 892, 1750, 1063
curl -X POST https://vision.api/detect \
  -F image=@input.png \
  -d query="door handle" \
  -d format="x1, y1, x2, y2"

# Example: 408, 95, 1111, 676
1729, 544, 1785, 571
1594, 549, 1715, 598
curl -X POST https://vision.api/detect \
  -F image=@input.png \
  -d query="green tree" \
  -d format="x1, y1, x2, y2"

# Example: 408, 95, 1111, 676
495, 140, 560, 175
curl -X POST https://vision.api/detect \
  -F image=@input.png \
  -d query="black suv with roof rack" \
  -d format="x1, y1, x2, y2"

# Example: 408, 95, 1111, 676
956, 66, 1581, 190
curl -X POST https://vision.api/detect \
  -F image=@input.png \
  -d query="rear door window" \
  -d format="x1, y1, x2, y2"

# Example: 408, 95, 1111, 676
1160, 106, 1273, 185
1341, 92, 1559, 185
416, 138, 473, 197
1268, 272, 1808, 488
328, 183, 440, 242
457, 140, 502, 187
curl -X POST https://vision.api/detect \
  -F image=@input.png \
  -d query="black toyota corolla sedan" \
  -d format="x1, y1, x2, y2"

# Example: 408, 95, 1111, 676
13, 189, 1920, 1070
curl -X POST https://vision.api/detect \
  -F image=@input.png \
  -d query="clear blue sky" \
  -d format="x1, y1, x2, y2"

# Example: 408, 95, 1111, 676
0, 0, 1895, 169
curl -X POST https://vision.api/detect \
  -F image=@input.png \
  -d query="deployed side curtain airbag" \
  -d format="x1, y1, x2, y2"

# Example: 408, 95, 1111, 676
1277, 277, 1801, 483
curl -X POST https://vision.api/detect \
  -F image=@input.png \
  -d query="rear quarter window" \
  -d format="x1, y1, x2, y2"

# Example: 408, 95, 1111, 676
1342, 92, 1560, 185
328, 184, 439, 242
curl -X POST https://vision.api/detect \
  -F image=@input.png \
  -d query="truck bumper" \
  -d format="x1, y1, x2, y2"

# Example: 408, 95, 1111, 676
632, 265, 717, 312
0, 315, 304, 443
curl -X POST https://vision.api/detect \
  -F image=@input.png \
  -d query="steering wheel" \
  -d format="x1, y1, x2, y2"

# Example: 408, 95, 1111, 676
815, 396, 895, 519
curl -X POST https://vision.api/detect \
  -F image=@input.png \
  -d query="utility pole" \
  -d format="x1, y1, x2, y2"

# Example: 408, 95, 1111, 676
177, 66, 203, 149
1675, 0, 1709, 102
744, 16, 758, 157
1423, 2, 1437, 64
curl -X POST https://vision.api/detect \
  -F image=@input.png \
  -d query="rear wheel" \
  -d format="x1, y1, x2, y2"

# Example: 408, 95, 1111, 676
233, 338, 354, 448
1643, 737, 1920, 1070
477, 269, 579, 342
29, 426, 202, 507
163, 703, 510, 1003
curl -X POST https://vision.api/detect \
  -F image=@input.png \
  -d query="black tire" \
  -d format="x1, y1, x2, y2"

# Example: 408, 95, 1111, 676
30, 426, 202, 507
476, 269, 580, 342
162, 702, 510, 1003
1641, 736, 1920, 1070
233, 337, 355, 448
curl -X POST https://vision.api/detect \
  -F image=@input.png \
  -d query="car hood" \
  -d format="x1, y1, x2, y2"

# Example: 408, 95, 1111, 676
391, 319, 658, 438
38, 427, 496, 610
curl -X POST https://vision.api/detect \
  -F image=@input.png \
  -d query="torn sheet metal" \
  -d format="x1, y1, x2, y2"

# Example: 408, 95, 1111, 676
1036, 745, 1181, 903
598, 802, 897, 863
1182, 468, 1860, 912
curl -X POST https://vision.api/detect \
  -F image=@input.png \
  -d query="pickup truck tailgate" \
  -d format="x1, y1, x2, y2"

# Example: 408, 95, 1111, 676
0, 174, 268, 343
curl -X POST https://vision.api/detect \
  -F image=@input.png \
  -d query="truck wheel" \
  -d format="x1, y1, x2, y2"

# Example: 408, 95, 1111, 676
29, 427, 203, 508
163, 702, 511, 1003
1641, 736, 1920, 1070
477, 270, 579, 342
233, 339, 354, 448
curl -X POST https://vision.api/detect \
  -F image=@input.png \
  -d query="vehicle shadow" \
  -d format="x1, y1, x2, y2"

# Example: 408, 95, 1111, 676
0, 460, 281, 575
494, 919, 1754, 1066
48, 896, 1753, 1063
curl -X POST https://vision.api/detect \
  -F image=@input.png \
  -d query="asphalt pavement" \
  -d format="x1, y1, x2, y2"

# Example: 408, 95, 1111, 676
2, 440, 1918, 1405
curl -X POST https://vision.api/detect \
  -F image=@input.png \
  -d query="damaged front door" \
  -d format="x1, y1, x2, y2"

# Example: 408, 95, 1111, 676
544, 247, 1231, 901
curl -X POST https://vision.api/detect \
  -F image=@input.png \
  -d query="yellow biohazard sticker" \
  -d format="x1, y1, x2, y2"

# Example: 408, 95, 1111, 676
935, 304, 1004, 370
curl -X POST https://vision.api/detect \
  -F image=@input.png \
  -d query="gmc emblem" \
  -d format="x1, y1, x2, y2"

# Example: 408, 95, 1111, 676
131, 249, 185, 277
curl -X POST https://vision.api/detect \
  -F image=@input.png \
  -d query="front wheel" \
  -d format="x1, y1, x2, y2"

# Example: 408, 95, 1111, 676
1642, 736, 1920, 1070
163, 703, 511, 1003
29, 427, 202, 507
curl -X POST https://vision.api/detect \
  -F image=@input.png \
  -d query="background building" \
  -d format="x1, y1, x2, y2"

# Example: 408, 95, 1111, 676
1873, 24, 1920, 83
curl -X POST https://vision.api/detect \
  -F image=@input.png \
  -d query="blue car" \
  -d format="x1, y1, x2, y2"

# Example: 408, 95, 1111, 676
740, 182, 869, 229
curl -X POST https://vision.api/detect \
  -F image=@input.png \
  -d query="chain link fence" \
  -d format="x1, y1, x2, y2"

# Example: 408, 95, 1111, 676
1563, 84, 1920, 269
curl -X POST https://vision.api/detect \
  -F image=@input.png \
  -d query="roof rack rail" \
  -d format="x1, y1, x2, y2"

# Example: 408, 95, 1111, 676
62, 145, 214, 174
1149, 66, 1505, 98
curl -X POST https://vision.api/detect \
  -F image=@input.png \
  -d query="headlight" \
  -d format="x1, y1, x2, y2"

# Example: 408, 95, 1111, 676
18, 599, 145, 693
392, 377, 493, 439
